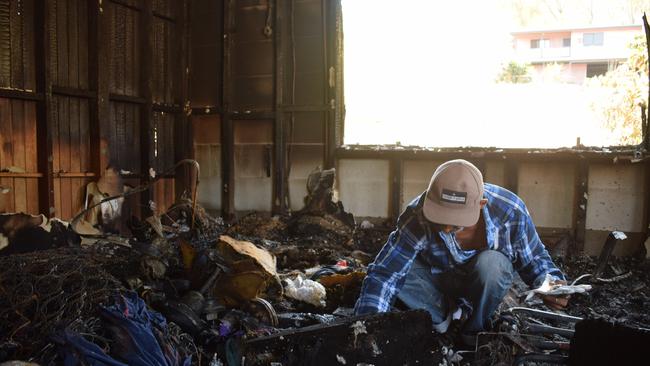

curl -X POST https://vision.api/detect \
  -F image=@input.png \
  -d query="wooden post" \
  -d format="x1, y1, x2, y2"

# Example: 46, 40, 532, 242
272, 0, 287, 215
140, 0, 154, 215
34, 0, 55, 217
221, 0, 235, 220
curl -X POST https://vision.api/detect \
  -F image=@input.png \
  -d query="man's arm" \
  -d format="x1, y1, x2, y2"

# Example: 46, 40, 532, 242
354, 223, 425, 315
514, 212, 565, 289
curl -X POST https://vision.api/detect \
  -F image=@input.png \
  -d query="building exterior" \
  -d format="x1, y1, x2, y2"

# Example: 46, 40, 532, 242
511, 25, 642, 84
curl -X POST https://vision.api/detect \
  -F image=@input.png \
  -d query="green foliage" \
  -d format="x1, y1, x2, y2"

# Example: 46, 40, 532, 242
496, 61, 532, 83
587, 34, 648, 145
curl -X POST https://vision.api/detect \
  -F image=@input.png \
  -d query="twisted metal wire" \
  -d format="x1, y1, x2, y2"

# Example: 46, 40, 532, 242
0, 247, 125, 360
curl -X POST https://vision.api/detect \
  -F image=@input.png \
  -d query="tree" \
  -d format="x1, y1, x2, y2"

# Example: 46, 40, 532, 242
496, 61, 532, 83
587, 34, 648, 145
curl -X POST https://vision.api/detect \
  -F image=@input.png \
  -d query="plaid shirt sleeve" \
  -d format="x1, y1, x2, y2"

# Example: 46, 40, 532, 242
511, 205, 566, 288
354, 204, 428, 315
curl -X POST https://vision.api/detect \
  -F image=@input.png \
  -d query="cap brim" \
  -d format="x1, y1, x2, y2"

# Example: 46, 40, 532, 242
422, 198, 480, 227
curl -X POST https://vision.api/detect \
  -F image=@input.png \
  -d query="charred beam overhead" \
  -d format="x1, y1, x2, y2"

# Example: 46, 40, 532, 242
336, 147, 649, 164
190, 107, 222, 115
51, 86, 95, 99
109, 93, 147, 104
0, 88, 43, 101
108, 0, 141, 12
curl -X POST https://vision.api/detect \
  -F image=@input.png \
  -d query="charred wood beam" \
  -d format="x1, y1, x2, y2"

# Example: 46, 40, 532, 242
324, 0, 339, 169
642, 13, 650, 151
272, 0, 287, 215
230, 111, 275, 120
389, 158, 403, 222
34, 0, 55, 217
278, 104, 330, 112
242, 310, 439, 366
592, 231, 627, 280
108, 0, 141, 12
0, 88, 43, 101
139, 0, 154, 216
152, 103, 182, 114
51, 86, 95, 99
174, 0, 191, 200
109, 93, 147, 104
190, 107, 222, 115
152, 11, 175, 23
574, 159, 589, 253
335, 147, 648, 164
91, 0, 111, 173
221, 0, 235, 221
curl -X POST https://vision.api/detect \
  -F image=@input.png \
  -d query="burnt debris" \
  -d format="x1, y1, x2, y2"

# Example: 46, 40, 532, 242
0, 168, 649, 365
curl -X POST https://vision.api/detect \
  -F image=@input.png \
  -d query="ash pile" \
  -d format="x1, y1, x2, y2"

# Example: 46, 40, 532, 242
0, 167, 649, 366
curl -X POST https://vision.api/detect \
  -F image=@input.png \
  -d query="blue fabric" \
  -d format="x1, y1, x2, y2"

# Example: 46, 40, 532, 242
397, 250, 514, 334
355, 183, 565, 316
54, 292, 191, 366
52, 330, 128, 366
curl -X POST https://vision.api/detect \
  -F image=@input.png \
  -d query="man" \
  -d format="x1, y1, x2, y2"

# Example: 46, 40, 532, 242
354, 159, 568, 345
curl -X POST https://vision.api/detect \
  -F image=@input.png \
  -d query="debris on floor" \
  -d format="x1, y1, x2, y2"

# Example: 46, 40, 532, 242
0, 165, 649, 365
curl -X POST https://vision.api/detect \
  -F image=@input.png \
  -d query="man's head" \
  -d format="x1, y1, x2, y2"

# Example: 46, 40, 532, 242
423, 159, 486, 229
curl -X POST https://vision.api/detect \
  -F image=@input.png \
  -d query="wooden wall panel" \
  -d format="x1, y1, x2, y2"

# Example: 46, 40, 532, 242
51, 95, 91, 219
152, 17, 173, 104
50, 0, 88, 88
152, 0, 171, 19
152, 177, 175, 213
108, 1, 140, 96
109, 101, 141, 173
0, 0, 35, 90
189, 0, 221, 107
231, 1, 274, 111
151, 111, 174, 173
0, 98, 39, 214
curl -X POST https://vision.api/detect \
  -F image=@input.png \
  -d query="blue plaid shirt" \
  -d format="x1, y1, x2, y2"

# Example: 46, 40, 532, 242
354, 183, 565, 315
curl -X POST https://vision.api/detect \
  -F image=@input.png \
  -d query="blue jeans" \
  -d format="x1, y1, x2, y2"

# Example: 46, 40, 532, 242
396, 250, 514, 335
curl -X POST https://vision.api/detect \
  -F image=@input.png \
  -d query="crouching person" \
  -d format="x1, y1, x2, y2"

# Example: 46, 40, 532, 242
354, 159, 567, 346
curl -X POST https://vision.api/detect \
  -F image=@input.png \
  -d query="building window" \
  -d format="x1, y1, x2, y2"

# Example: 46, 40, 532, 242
583, 32, 604, 46
586, 63, 608, 77
563, 38, 571, 47
530, 39, 550, 49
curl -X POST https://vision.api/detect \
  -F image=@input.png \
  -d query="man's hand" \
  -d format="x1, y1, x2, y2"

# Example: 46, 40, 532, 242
541, 279, 570, 310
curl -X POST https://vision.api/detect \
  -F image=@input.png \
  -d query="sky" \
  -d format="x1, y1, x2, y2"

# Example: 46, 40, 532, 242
341, 0, 641, 148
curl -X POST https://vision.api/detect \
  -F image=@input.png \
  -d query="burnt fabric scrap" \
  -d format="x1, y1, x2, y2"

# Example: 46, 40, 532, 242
54, 292, 191, 366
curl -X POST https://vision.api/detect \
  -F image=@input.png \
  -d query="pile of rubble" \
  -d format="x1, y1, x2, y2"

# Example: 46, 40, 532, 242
0, 167, 649, 365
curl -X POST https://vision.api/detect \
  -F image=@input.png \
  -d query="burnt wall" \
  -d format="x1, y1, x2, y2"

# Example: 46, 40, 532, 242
0, 0, 190, 219
190, 0, 339, 218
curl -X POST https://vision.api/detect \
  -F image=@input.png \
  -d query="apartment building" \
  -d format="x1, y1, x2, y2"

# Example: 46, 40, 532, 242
511, 25, 642, 83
